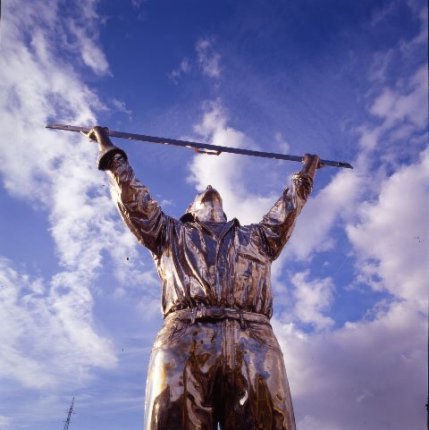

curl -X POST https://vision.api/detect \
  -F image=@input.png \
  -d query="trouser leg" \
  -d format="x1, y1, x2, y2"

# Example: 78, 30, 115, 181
144, 321, 222, 430
221, 321, 296, 430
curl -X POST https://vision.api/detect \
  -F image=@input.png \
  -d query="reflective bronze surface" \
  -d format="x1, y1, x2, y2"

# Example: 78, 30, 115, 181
146, 317, 295, 430
93, 128, 319, 430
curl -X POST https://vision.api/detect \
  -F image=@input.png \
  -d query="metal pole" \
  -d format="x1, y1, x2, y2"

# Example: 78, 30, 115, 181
46, 123, 353, 169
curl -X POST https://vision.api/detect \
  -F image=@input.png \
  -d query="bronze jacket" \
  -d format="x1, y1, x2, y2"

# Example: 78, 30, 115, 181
100, 149, 312, 318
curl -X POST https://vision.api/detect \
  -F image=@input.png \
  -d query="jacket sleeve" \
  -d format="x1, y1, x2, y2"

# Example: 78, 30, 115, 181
258, 173, 313, 261
98, 147, 167, 256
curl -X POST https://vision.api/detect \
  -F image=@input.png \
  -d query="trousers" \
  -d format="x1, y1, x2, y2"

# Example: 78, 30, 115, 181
144, 308, 296, 430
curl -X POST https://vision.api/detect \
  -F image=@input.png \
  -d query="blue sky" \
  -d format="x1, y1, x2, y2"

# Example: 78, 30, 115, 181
0, 1, 427, 429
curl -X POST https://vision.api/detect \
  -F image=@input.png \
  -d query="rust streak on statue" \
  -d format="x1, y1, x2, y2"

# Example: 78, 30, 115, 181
84, 125, 321, 430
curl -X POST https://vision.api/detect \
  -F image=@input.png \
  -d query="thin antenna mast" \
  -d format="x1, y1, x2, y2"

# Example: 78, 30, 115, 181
62, 397, 75, 430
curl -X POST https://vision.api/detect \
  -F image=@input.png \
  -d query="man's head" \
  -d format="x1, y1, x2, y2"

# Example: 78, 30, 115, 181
181, 185, 227, 223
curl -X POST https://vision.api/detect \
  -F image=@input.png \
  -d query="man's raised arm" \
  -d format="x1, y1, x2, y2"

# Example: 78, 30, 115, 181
258, 154, 321, 260
85, 126, 167, 256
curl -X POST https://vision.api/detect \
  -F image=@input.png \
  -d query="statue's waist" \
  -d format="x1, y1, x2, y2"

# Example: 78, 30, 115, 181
164, 305, 270, 327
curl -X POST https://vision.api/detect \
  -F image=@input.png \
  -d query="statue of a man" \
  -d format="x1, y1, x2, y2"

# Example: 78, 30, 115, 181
86, 126, 320, 430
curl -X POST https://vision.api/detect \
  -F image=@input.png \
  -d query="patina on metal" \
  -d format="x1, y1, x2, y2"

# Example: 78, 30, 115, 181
81, 126, 321, 430
47, 123, 353, 169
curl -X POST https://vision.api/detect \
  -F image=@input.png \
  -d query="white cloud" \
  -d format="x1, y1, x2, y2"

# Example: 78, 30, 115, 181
131, 0, 145, 9
188, 100, 276, 224
369, 3, 427, 84
401, 5, 428, 51
347, 12, 429, 306
269, 6, 428, 427
0, 259, 117, 389
274, 132, 291, 154
283, 168, 364, 260
370, 66, 427, 129
170, 38, 222, 83
66, 20, 110, 76
285, 27, 428, 266
112, 98, 132, 115
347, 147, 429, 302
168, 57, 192, 83
274, 296, 426, 430
195, 38, 222, 78
0, 0, 153, 393
291, 271, 335, 330
361, 2, 427, 164
0, 416, 11, 429
369, 1, 397, 27
168, 37, 222, 83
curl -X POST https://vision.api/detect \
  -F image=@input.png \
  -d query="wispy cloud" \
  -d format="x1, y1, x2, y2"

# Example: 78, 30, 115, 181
0, 258, 116, 389
274, 132, 291, 154
168, 57, 192, 84
195, 37, 222, 78
168, 37, 222, 84
168, 37, 222, 83
0, 0, 153, 399
290, 271, 335, 331
0, 416, 11, 429
188, 99, 275, 224
66, 20, 110, 76
369, 66, 427, 130
112, 98, 133, 116
131, 0, 145, 9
